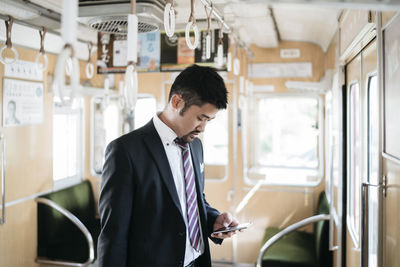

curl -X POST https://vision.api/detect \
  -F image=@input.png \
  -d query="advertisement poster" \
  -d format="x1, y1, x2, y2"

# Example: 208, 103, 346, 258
3, 78, 44, 127
160, 29, 229, 71
97, 31, 161, 74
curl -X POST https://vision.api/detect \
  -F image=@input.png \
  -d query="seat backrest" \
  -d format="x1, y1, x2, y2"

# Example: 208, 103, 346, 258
37, 180, 97, 261
314, 191, 332, 267
42, 180, 96, 225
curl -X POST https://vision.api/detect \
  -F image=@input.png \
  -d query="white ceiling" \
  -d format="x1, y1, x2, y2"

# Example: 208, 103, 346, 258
0, 0, 368, 51
172, 0, 341, 50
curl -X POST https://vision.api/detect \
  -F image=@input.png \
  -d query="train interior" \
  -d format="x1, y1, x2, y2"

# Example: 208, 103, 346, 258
0, 0, 400, 266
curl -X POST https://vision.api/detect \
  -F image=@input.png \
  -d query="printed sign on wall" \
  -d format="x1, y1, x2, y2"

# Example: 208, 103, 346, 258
3, 78, 44, 127
97, 31, 161, 73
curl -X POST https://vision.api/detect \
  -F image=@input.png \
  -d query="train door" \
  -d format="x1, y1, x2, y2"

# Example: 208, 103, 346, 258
382, 13, 400, 267
345, 38, 378, 267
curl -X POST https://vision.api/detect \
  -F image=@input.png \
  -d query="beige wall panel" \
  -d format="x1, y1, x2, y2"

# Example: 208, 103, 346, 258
346, 231, 361, 267
0, 47, 54, 202
249, 41, 325, 93
0, 200, 39, 267
383, 159, 400, 267
382, 11, 397, 28
326, 33, 338, 70
339, 10, 372, 57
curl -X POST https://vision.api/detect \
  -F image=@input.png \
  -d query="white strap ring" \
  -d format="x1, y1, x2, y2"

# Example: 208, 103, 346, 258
35, 52, 48, 71
164, 3, 175, 38
86, 62, 94, 79
185, 21, 200, 50
0, 45, 18, 65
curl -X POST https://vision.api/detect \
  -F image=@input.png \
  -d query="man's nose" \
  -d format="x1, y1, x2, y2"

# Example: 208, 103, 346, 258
197, 120, 207, 132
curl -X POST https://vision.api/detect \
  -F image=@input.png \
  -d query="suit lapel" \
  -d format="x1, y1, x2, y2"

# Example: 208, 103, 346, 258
143, 122, 183, 218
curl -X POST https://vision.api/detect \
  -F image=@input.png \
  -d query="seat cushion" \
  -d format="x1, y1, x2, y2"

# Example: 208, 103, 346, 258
261, 227, 317, 267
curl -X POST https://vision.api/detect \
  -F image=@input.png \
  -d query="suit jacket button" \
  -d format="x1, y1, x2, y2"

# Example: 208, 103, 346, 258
178, 232, 185, 237
178, 260, 183, 266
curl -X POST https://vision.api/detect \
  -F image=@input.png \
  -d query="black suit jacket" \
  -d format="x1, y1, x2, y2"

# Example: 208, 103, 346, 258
98, 120, 222, 267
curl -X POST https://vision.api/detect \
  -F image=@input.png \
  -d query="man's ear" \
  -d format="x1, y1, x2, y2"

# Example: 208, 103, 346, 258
170, 94, 184, 111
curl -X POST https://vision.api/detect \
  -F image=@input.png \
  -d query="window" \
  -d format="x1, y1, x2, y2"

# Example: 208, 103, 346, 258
91, 94, 157, 176
202, 109, 229, 180
203, 109, 228, 166
348, 82, 361, 246
134, 96, 157, 129
367, 75, 379, 265
91, 96, 123, 176
248, 95, 322, 185
53, 98, 84, 188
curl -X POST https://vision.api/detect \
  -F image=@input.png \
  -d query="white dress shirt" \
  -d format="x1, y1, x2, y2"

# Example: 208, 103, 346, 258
153, 114, 205, 266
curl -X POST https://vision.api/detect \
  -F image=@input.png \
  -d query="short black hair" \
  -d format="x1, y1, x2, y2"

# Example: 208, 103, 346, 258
168, 64, 228, 114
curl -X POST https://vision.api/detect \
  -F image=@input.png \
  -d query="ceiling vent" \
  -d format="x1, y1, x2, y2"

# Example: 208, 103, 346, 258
78, 0, 164, 34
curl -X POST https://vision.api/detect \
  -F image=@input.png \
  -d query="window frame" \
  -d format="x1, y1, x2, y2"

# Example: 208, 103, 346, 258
347, 80, 361, 247
246, 93, 324, 187
90, 93, 157, 177
201, 108, 229, 180
52, 99, 85, 190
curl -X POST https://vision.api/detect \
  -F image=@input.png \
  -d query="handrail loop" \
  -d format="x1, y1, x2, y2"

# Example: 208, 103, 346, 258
233, 45, 240, 76
35, 27, 49, 72
0, 16, 19, 65
124, 62, 138, 111
52, 44, 80, 106
85, 42, 94, 79
204, 3, 213, 59
0, 134, 5, 226
256, 214, 331, 267
101, 77, 111, 111
36, 197, 94, 267
164, 1, 175, 38
217, 23, 224, 67
185, 0, 200, 50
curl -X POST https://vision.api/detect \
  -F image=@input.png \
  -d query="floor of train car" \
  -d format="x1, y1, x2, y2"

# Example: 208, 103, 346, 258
87, 261, 252, 266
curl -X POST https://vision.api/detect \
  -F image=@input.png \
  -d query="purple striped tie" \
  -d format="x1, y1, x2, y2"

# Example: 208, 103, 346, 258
175, 139, 201, 252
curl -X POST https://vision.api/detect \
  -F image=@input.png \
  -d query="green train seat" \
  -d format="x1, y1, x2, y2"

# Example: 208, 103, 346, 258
36, 180, 100, 266
257, 192, 332, 267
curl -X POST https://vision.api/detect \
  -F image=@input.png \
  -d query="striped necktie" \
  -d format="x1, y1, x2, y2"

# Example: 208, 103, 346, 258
175, 138, 201, 252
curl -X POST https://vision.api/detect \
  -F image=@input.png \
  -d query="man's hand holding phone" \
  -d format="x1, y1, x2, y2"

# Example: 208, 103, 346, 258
211, 212, 250, 239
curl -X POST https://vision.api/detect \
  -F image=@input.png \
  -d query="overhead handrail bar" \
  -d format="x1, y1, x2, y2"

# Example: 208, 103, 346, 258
52, 0, 80, 107
35, 27, 48, 72
204, 3, 213, 59
36, 197, 94, 267
164, 0, 176, 37
217, 23, 224, 67
0, 135, 5, 225
0, 16, 19, 65
124, 0, 139, 113
198, 0, 253, 57
256, 214, 331, 267
185, 0, 200, 50
85, 42, 94, 79
0, 14, 94, 46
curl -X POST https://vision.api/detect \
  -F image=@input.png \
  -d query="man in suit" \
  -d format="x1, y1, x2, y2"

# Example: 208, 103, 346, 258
98, 64, 239, 267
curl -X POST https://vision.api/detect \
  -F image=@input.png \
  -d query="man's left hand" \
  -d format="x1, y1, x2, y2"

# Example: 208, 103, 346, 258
211, 212, 239, 239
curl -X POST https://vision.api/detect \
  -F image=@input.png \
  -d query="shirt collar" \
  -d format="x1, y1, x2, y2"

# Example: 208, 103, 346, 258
153, 112, 178, 146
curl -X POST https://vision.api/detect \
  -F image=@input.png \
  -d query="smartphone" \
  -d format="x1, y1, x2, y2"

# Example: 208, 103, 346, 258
212, 222, 252, 234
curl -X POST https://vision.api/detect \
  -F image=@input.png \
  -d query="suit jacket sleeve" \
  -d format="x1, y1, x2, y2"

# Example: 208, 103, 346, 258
198, 139, 223, 245
98, 140, 135, 267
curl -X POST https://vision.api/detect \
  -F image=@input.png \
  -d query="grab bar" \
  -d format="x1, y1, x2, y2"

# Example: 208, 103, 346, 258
35, 197, 95, 267
256, 214, 330, 267
0, 134, 5, 225
361, 183, 382, 267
